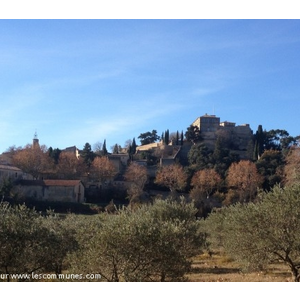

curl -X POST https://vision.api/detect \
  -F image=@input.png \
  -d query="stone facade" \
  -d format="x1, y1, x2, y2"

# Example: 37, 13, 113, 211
17, 180, 85, 203
63, 146, 80, 159
108, 154, 130, 173
0, 164, 32, 182
0, 164, 22, 182
192, 114, 253, 151
193, 114, 221, 133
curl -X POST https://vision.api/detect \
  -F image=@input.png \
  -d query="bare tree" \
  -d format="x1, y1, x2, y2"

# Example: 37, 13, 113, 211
284, 146, 300, 186
155, 164, 188, 193
12, 145, 53, 179
93, 142, 103, 155
90, 156, 117, 185
227, 160, 263, 202
56, 152, 86, 179
191, 168, 222, 199
124, 163, 148, 203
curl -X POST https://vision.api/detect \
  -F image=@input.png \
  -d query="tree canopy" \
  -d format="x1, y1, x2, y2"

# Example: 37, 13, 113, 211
205, 184, 300, 282
0, 203, 77, 281
191, 168, 222, 199
81, 143, 95, 167
138, 130, 160, 145
12, 145, 52, 179
185, 125, 202, 144
90, 156, 117, 184
155, 164, 188, 193
68, 198, 204, 282
124, 162, 148, 204
226, 160, 263, 203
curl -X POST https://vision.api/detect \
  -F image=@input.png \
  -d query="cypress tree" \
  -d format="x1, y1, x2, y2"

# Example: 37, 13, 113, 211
102, 139, 108, 156
253, 125, 265, 160
213, 137, 223, 163
131, 138, 137, 155
253, 140, 259, 161
180, 131, 184, 146
164, 129, 169, 145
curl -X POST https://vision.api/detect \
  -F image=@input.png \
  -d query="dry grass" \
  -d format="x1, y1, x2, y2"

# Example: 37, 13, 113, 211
187, 252, 292, 282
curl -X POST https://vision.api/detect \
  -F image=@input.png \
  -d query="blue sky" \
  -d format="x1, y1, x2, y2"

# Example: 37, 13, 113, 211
1, 19, 300, 153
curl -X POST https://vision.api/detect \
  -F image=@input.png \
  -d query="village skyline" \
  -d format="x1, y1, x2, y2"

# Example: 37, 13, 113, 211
1, 110, 299, 155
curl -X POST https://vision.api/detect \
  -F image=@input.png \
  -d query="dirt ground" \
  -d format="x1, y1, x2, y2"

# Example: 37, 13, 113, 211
188, 252, 292, 282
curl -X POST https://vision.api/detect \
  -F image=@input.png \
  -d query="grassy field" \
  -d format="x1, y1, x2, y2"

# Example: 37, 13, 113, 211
188, 252, 292, 282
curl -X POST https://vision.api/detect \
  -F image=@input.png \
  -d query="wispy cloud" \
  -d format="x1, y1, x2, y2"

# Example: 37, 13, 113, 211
61, 92, 187, 147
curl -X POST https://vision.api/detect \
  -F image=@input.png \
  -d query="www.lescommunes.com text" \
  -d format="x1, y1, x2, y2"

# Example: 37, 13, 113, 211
1, 273, 102, 281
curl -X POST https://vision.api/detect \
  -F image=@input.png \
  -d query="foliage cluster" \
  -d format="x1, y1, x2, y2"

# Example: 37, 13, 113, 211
69, 198, 204, 282
0, 198, 204, 282
0, 202, 78, 281
204, 184, 300, 282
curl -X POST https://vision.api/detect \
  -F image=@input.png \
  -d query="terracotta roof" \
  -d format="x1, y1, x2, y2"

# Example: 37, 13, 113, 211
44, 180, 82, 186
0, 164, 22, 172
19, 180, 82, 187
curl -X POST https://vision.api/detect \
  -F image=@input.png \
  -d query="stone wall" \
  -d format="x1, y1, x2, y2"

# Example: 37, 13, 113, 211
17, 180, 85, 203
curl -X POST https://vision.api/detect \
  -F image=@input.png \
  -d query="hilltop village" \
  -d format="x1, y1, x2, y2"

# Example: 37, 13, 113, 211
2, 112, 300, 283
0, 113, 297, 213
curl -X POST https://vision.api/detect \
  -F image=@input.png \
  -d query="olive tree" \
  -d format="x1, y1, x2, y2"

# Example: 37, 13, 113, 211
205, 184, 300, 282
0, 203, 78, 281
68, 198, 204, 282
41, 213, 79, 276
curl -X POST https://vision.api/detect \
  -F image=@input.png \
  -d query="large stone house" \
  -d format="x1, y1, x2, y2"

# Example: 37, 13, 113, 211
108, 153, 130, 173
0, 164, 23, 182
0, 164, 33, 182
63, 146, 81, 159
17, 180, 85, 203
192, 113, 253, 151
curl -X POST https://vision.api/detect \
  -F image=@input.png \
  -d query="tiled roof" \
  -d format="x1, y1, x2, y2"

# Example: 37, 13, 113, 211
19, 180, 82, 187
0, 164, 22, 171
44, 180, 82, 187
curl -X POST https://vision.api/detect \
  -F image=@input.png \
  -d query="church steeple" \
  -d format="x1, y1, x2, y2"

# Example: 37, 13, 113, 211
32, 131, 40, 149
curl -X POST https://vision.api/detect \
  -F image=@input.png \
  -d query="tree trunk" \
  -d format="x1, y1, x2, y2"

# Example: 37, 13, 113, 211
290, 265, 300, 282
285, 254, 300, 282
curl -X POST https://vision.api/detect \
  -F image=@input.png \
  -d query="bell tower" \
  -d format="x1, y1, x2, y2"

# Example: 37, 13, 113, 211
32, 131, 40, 149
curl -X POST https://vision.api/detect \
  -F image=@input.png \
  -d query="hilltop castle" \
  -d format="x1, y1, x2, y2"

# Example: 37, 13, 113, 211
134, 113, 254, 166
192, 113, 253, 151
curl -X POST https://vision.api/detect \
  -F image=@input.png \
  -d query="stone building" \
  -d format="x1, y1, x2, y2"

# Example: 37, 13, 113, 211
192, 114, 221, 133
63, 146, 80, 159
192, 113, 253, 151
108, 153, 130, 173
17, 180, 85, 203
0, 164, 26, 182
220, 121, 253, 151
